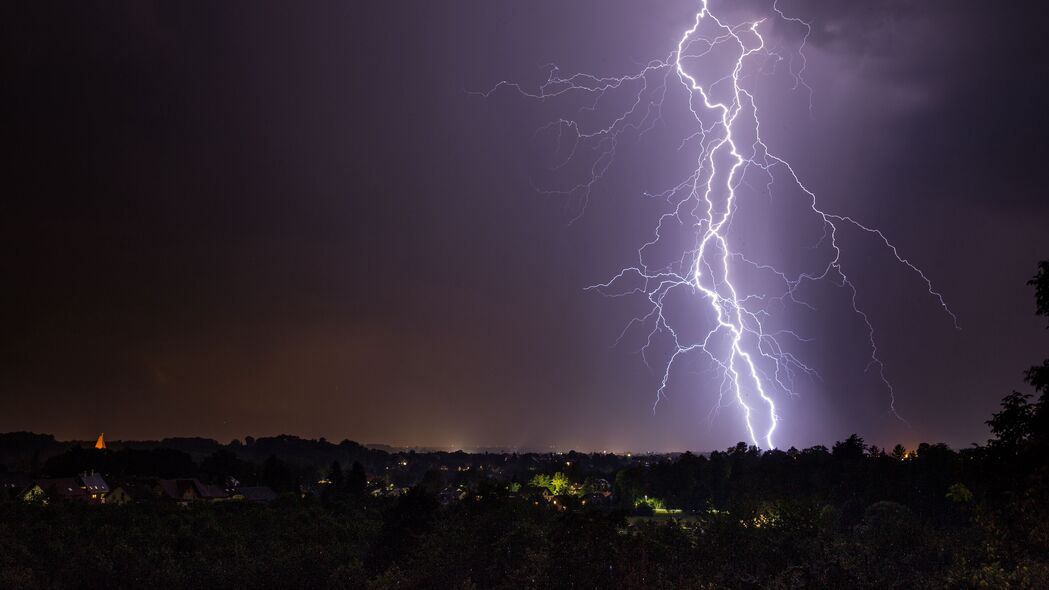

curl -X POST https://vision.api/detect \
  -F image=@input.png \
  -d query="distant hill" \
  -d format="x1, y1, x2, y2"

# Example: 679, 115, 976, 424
0, 432, 70, 471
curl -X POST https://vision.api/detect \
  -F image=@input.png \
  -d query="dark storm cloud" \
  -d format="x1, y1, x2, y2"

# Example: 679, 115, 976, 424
757, 1, 1003, 55
778, 0, 1047, 207
1, 1, 1045, 450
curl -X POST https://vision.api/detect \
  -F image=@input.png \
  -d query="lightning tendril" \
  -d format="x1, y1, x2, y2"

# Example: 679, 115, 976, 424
479, 0, 957, 448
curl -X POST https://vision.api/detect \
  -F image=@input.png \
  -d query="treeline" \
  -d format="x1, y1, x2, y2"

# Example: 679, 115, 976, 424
614, 438, 976, 519
0, 433, 388, 477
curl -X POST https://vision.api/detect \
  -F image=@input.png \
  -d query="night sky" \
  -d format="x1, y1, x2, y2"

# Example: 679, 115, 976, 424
3, 1, 1047, 451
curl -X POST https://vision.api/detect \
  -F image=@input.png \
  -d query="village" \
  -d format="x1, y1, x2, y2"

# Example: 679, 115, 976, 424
2, 435, 278, 506
0, 432, 628, 511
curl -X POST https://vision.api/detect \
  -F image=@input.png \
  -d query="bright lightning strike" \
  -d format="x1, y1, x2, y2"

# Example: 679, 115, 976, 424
479, 0, 958, 448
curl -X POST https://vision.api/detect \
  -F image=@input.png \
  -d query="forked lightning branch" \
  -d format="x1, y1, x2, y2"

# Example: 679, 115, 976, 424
482, 0, 956, 448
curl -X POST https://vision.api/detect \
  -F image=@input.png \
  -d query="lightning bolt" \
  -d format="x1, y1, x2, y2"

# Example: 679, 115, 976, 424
479, 0, 957, 448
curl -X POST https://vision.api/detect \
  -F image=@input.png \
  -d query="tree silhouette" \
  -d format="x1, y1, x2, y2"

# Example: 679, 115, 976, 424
832, 434, 866, 461
348, 461, 367, 497
328, 460, 345, 489
1030, 260, 1049, 323
987, 391, 1034, 452
1026, 261, 1049, 398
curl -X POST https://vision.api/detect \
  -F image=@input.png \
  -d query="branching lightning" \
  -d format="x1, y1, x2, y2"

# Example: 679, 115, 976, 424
480, 0, 957, 448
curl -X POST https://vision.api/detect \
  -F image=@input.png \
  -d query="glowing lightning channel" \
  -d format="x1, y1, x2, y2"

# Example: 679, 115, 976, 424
479, 0, 957, 448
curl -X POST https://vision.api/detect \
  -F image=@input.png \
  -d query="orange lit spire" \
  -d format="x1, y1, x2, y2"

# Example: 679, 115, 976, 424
94, 433, 106, 450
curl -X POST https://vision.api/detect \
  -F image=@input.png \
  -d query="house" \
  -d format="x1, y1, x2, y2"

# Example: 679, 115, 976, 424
155, 479, 228, 503
233, 486, 278, 504
156, 479, 201, 502
105, 482, 155, 505
0, 472, 32, 495
581, 492, 612, 508
23, 478, 88, 503
20, 472, 110, 504
79, 471, 110, 503
105, 486, 134, 505
21, 483, 48, 503
196, 481, 229, 501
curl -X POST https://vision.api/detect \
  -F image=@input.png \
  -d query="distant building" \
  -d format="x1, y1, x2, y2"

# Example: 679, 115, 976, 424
21, 472, 110, 504
105, 487, 133, 505
0, 472, 32, 494
196, 481, 228, 501
581, 492, 611, 508
80, 471, 109, 502
155, 479, 200, 502
155, 479, 228, 503
233, 486, 278, 504
105, 482, 154, 505
23, 478, 89, 504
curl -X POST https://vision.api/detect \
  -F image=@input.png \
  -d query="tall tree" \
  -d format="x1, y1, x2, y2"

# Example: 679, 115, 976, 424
1026, 261, 1049, 394
891, 444, 907, 460
328, 460, 345, 489
348, 461, 367, 497
988, 391, 1035, 452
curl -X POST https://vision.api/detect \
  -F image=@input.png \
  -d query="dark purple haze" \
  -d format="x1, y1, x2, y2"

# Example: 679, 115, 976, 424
2, 1, 1047, 451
